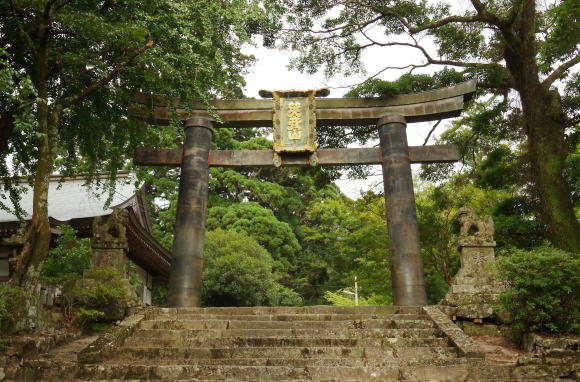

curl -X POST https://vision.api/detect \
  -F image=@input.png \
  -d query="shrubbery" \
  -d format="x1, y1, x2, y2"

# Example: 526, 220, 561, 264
497, 247, 579, 333
42, 225, 133, 329
202, 229, 302, 307
0, 285, 30, 334
323, 290, 391, 306
42, 225, 92, 277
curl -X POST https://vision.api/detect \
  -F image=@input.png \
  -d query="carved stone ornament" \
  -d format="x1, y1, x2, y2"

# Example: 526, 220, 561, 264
458, 206, 495, 246
2, 222, 29, 246
440, 207, 506, 321
91, 208, 129, 249
259, 88, 329, 167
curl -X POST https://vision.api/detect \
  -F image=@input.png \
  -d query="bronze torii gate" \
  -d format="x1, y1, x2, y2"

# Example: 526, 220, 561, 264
131, 80, 476, 308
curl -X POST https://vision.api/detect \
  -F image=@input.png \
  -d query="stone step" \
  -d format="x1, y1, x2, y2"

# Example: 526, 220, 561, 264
101, 356, 466, 367
22, 361, 474, 381
33, 380, 447, 382
147, 313, 428, 322
122, 335, 451, 349
150, 306, 423, 316
139, 319, 435, 330
32, 379, 567, 382
33, 380, 454, 382
129, 327, 444, 340
95, 345, 459, 361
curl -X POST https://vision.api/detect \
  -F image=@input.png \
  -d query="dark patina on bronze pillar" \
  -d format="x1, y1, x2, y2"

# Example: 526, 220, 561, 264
378, 115, 428, 306
168, 117, 213, 307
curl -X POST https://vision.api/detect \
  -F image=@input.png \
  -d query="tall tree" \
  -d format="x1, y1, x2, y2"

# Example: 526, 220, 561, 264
283, 0, 580, 251
0, 0, 282, 292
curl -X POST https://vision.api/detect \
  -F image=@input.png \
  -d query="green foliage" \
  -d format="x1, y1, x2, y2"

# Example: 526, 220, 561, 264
202, 229, 302, 307
0, 48, 37, 218
0, 285, 30, 334
300, 192, 392, 304
44, 267, 131, 327
0, 338, 11, 352
151, 282, 169, 307
283, 0, 580, 252
126, 261, 143, 288
207, 202, 301, 274
42, 225, 92, 277
323, 290, 391, 306
497, 248, 580, 334
77, 269, 131, 308
0, 0, 286, 256
74, 308, 105, 326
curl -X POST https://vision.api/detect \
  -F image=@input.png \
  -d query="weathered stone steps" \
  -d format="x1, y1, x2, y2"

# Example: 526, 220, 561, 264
148, 313, 428, 321
97, 345, 458, 361
26, 363, 575, 382
150, 306, 422, 316
128, 327, 444, 339
23, 306, 561, 381
139, 319, 435, 330
122, 335, 451, 349
99, 356, 467, 367
20, 362, 476, 381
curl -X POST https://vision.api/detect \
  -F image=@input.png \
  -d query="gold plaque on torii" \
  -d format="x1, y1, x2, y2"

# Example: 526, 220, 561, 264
259, 88, 329, 166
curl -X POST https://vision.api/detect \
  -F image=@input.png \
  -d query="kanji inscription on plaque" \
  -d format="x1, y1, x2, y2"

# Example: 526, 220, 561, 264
259, 88, 329, 166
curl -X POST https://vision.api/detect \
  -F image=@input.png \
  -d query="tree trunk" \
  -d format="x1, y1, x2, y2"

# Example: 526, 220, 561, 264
523, 88, 580, 252
501, 0, 580, 252
11, 8, 63, 330
14, 108, 60, 287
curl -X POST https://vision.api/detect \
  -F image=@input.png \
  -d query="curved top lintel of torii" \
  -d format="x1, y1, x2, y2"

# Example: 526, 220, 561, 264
129, 80, 476, 128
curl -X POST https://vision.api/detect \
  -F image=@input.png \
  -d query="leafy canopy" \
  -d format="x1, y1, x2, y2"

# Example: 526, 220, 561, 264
202, 229, 302, 307
0, 0, 283, 208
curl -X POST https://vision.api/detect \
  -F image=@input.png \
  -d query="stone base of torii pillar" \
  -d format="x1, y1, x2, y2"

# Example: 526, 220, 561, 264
439, 207, 507, 322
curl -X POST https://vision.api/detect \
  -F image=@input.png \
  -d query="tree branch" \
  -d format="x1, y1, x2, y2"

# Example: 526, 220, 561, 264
543, 53, 580, 88
282, 14, 384, 35
61, 40, 153, 109
8, 0, 36, 54
410, 14, 486, 33
423, 120, 441, 146
329, 62, 430, 90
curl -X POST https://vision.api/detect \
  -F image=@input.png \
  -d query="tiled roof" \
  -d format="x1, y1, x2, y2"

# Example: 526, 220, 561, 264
0, 172, 137, 223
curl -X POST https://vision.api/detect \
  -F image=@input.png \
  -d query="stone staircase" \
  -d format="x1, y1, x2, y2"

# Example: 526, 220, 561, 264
14, 306, 576, 381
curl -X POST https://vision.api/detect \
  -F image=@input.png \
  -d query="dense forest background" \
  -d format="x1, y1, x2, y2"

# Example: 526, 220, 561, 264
0, 0, 578, 327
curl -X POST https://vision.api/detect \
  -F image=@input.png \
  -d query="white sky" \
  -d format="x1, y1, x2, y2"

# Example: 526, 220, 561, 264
241, 41, 446, 198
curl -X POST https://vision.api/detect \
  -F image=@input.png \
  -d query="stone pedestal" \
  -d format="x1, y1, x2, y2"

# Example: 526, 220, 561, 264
440, 208, 506, 321
90, 209, 130, 276
90, 247, 128, 276
81, 209, 140, 319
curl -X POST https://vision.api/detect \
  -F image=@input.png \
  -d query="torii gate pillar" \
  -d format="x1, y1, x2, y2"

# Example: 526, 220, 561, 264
167, 117, 213, 307
378, 115, 427, 306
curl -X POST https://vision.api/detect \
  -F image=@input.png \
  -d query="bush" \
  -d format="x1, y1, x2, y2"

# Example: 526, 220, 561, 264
202, 229, 302, 307
0, 285, 30, 333
323, 290, 391, 306
41, 226, 132, 328
42, 225, 92, 277
497, 247, 579, 333
44, 268, 130, 328
76, 269, 131, 308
